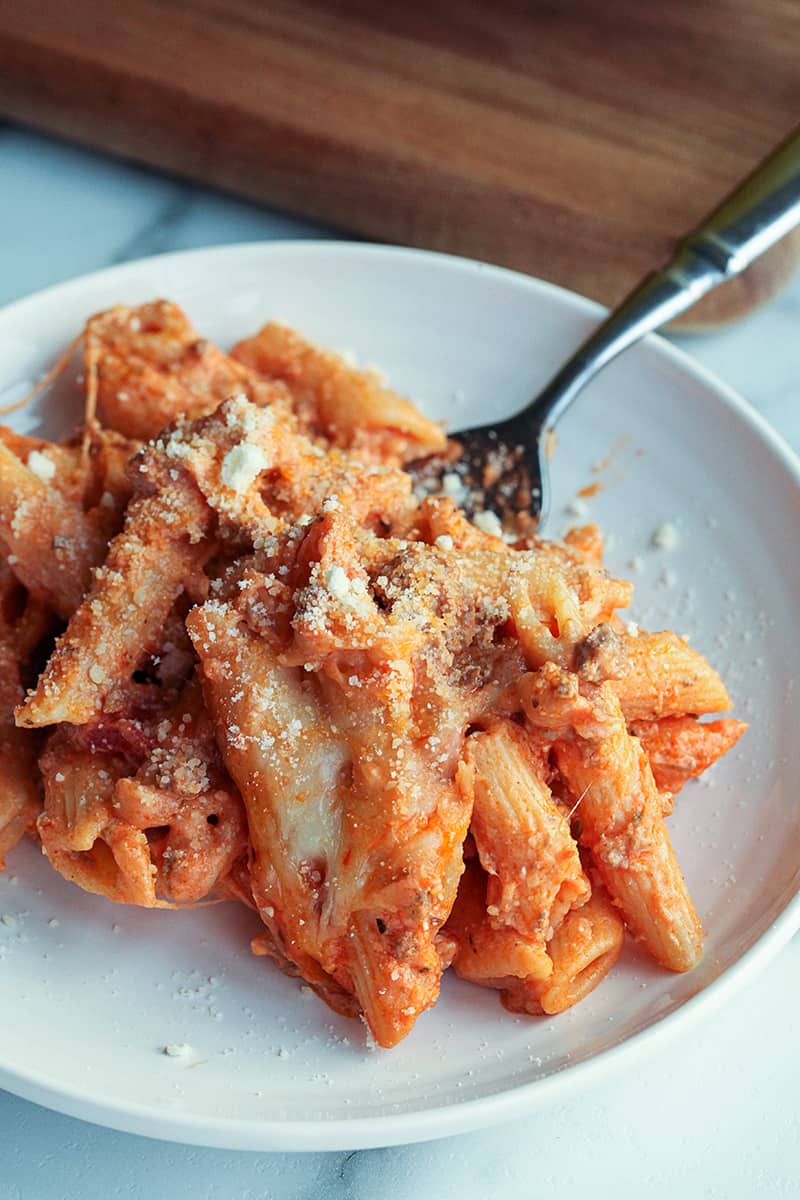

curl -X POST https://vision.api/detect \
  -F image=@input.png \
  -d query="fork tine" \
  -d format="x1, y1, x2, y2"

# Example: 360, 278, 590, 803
408, 412, 546, 530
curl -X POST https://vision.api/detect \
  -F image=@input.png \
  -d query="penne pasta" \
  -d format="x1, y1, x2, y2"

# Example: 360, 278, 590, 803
231, 320, 448, 465
0, 565, 47, 864
0, 303, 746, 1048
577, 625, 732, 719
500, 878, 625, 1015
16, 482, 214, 728
0, 439, 107, 618
38, 733, 157, 905
189, 568, 474, 1047
87, 300, 289, 441
446, 859, 553, 989
459, 719, 589, 943
631, 715, 748, 794
188, 597, 356, 1003
0, 629, 40, 866
519, 666, 703, 972
448, 860, 625, 1016
0, 426, 86, 505
113, 678, 248, 903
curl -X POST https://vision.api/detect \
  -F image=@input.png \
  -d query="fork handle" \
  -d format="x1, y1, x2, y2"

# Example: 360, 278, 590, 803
526, 125, 800, 431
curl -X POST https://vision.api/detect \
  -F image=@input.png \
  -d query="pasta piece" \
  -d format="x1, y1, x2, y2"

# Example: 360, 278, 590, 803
506, 552, 632, 670
16, 481, 214, 728
0, 439, 107, 618
38, 678, 246, 906
0, 588, 40, 865
520, 664, 702, 972
562, 523, 605, 564
448, 861, 624, 1015
39, 733, 126, 853
189, 513, 481, 1046
459, 720, 589, 942
447, 859, 553, 989
17, 391, 414, 730
0, 720, 39, 867
199, 397, 413, 533
113, 679, 248, 903
192, 595, 469, 1045
187, 598, 358, 1008
38, 733, 157, 905
82, 426, 139, 536
398, 494, 510, 553
500, 879, 625, 1015
297, 515, 630, 685
140, 393, 413, 540
86, 300, 289, 440
631, 715, 747, 794
577, 625, 731, 719
231, 321, 448, 464
317, 670, 470, 1048
0, 426, 85, 505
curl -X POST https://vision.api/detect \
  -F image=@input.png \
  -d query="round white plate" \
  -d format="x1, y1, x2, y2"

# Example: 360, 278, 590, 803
0, 243, 798, 1151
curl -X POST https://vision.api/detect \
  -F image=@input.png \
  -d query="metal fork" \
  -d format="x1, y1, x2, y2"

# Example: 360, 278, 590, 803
415, 125, 800, 530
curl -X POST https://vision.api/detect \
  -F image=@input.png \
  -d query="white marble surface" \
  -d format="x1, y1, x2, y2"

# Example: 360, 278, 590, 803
1, 124, 798, 1199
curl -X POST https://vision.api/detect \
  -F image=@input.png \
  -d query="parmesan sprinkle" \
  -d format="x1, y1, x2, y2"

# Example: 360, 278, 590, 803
26, 449, 56, 483
434, 534, 454, 551
323, 565, 351, 600
651, 521, 679, 550
220, 442, 269, 493
441, 472, 465, 499
163, 1042, 193, 1058
473, 510, 503, 537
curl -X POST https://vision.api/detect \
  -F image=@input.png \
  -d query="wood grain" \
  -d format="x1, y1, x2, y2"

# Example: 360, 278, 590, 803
0, 0, 798, 327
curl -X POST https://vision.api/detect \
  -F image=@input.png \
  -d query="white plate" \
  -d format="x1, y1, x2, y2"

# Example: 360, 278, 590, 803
0, 243, 798, 1151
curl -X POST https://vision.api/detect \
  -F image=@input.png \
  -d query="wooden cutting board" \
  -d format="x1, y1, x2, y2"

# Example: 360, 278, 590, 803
1, 0, 799, 327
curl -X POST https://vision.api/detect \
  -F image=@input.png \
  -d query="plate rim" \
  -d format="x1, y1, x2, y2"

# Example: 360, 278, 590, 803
1, 239, 799, 1151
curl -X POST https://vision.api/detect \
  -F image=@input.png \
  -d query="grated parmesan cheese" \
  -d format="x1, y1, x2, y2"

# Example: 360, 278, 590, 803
163, 1042, 193, 1058
473, 510, 503, 537
651, 521, 679, 550
220, 442, 269, 493
323, 565, 351, 600
566, 497, 588, 519
26, 449, 56, 484
441, 472, 465, 500
434, 534, 454, 551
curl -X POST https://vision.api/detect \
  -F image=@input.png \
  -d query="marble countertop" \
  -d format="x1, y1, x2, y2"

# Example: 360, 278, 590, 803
1, 124, 798, 1199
